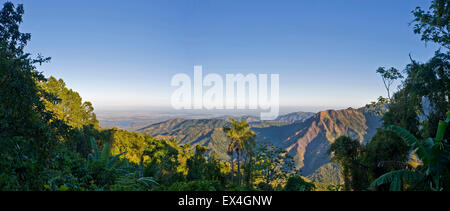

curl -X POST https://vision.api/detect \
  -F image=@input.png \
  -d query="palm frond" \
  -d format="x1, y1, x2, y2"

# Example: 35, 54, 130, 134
100, 141, 110, 163
369, 169, 423, 191
109, 151, 127, 166
138, 177, 159, 187
89, 137, 100, 160
384, 125, 430, 164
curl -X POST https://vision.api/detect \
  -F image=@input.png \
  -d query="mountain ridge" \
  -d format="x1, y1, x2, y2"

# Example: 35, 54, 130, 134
254, 108, 381, 176
137, 108, 382, 181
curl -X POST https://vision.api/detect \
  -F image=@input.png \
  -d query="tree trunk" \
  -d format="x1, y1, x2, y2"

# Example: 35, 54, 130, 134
230, 155, 234, 184
243, 154, 247, 186
139, 156, 144, 177
244, 155, 251, 186
237, 151, 241, 186
387, 89, 391, 101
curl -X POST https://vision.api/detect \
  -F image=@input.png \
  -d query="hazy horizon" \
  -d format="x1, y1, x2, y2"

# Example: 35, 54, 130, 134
95, 105, 349, 114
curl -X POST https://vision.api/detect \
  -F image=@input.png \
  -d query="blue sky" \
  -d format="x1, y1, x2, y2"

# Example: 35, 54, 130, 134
11, 0, 439, 111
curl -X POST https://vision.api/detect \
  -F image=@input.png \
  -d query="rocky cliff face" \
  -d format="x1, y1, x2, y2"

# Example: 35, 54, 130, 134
255, 108, 381, 176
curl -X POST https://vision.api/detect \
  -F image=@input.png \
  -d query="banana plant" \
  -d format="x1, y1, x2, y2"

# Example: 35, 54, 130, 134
88, 137, 126, 168
370, 111, 450, 191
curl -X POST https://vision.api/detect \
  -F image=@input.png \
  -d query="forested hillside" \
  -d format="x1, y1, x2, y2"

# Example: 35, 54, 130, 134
136, 112, 316, 160
138, 118, 231, 160
137, 108, 381, 184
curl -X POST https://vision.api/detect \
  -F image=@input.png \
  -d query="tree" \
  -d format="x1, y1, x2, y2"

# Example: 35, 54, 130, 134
327, 136, 362, 190
362, 0, 450, 192
283, 176, 315, 191
403, 52, 449, 139
223, 119, 256, 186
370, 111, 450, 191
227, 147, 235, 184
205, 152, 228, 184
376, 67, 403, 101
109, 129, 149, 164
361, 129, 410, 185
364, 96, 390, 116
186, 145, 209, 181
0, 2, 32, 56
412, 0, 450, 49
254, 143, 296, 188
242, 134, 257, 187
142, 138, 187, 186
0, 2, 62, 190
41, 76, 99, 129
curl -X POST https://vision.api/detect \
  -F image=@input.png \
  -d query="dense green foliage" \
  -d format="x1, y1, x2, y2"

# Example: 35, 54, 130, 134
253, 143, 297, 189
412, 0, 449, 49
0, 2, 63, 190
370, 112, 450, 191
41, 76, 99, 129
328, 0, 449, 191
0, 0, 446, 191
138, 118, 231, 160
284, 176, 316, 191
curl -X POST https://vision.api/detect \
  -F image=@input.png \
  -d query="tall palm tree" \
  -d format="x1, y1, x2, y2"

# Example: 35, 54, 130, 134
223, 119, 256, 186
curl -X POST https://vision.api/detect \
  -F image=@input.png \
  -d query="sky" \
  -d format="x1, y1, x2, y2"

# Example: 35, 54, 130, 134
9, 0, 440, 112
